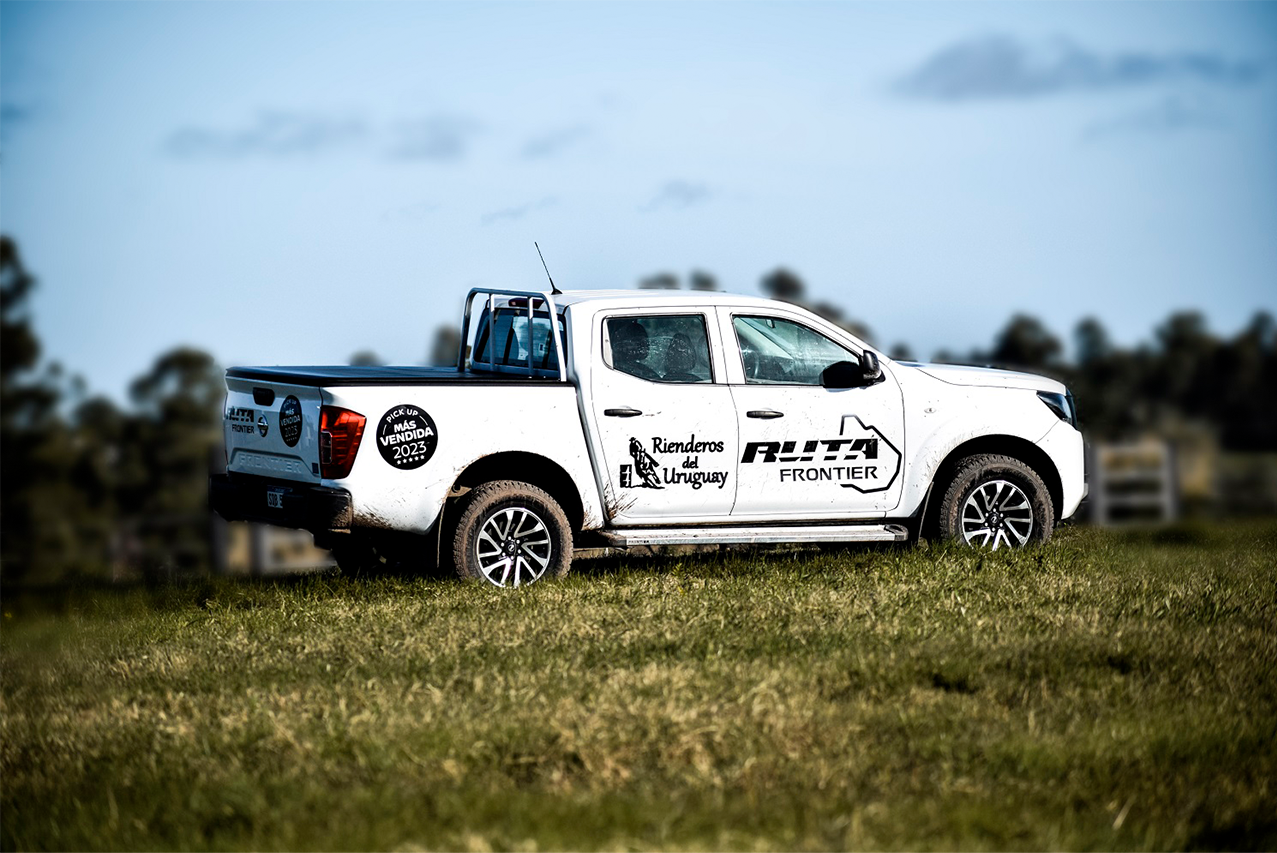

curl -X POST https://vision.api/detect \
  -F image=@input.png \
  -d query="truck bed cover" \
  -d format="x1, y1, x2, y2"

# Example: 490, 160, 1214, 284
226, 366, 566, 387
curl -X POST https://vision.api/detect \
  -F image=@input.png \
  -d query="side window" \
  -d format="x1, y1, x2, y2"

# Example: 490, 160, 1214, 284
733, 315, 856, 385
603, 315, 713, 384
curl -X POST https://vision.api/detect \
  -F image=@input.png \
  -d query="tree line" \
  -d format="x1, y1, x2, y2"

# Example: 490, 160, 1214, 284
3, 239, 1272, 584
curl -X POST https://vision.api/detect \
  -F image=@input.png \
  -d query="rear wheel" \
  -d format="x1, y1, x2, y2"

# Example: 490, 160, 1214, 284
451, 481, 572, 587
936, 454, 1053, 549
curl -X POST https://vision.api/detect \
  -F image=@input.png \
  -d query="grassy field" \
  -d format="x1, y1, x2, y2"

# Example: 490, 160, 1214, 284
2, 521, 1275, 851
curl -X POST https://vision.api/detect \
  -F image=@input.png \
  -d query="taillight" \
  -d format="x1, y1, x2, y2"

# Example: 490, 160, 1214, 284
319, 406, 366, 479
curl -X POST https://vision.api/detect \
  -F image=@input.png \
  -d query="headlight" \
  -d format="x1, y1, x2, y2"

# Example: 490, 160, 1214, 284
1037, 391, 1078, 428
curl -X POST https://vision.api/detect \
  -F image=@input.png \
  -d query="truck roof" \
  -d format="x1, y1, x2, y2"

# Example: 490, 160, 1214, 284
546, 289, 787, 310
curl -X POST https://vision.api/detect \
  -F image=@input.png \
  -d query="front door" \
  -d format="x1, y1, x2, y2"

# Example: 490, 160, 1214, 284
720, 310, 906, 519
589, 311, 739, 524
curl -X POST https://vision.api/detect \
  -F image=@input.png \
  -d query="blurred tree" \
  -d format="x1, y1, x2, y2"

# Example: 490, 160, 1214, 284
1063, 317, 1144, 436
1074, 317, 1112, 366
689, 270, 719, 292
1213, 311, 1276, 451
429, 326, 461, 367
988, 315, 1063, 371
761, 268, 805, 303
349, 350, 383, 366
1, 236, 76, 582
1149, 311, 1217, 421
122, 347, 223, 576
639, 273, 678, 290
889, 343, 914, 361
1, 236, 39, 379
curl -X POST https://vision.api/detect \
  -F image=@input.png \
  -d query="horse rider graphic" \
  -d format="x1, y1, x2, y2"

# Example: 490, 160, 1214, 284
629, 437, 663, 489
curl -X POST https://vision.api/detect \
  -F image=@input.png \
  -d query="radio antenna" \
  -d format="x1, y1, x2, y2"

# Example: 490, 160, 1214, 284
534, 242, 562, 295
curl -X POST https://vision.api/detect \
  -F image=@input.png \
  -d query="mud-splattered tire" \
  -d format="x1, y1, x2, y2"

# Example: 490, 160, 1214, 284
937, 454, 1054, 549
451, 480, 572, 587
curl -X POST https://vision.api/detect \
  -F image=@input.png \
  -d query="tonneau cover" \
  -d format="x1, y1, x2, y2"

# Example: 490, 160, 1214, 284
226, 366, 566, 387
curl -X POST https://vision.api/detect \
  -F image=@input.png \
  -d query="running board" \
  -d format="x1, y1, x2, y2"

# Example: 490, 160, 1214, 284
596, 523, 909, 547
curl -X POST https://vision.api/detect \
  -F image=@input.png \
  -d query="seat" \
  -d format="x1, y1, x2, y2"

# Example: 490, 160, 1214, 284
662, 332, 703, 383
611, 320, 661, 380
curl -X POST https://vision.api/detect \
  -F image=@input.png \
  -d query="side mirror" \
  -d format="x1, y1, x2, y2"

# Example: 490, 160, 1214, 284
820, 360, 861, 389
860, 350, 881, 382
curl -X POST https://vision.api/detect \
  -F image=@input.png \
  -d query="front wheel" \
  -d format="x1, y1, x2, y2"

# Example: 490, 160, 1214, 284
936, 454, 1054, 550
451, 481, 573, 587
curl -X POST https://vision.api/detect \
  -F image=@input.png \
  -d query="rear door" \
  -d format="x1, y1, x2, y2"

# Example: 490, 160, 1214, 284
588, 310, 739, 524
223, 375, 323, 484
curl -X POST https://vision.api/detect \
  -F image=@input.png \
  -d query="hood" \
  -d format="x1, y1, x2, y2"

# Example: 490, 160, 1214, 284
897, 361, 1066, 394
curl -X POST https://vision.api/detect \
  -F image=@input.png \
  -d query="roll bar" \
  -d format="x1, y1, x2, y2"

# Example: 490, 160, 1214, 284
457, 288, 567, 379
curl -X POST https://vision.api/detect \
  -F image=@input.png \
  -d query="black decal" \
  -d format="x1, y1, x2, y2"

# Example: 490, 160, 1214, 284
836, 416, 901, 493
742, 417, 902, 492
377, 404, 438, 470
279, 395, 303, 447
741, 441, 781, 463
625, 437, 730, 490
846, 437, 879, 459
228, 406, 257, 434
628, 437, 663, 488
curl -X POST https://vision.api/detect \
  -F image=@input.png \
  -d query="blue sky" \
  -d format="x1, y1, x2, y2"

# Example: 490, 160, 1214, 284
2, 1, 1275, 399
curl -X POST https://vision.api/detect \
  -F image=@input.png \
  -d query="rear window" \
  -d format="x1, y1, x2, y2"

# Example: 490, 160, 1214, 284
602, 314, 713, 384
472, 307, 563, 377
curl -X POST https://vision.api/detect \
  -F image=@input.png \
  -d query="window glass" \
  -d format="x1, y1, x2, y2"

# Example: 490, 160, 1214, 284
603, 315, 713, 383
733, 316, 856, 385
473, 307, 562, 375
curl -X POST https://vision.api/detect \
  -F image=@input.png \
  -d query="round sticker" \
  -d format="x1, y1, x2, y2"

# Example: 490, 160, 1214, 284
376, 404, 437, 470
279, 395, 303, 448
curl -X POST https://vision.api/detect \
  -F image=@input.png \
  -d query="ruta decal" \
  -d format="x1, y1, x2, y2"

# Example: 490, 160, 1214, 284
740, 415, 901, 493
377, 404, 438, 470
228, 407, 255, 435
620, 435, 729, 490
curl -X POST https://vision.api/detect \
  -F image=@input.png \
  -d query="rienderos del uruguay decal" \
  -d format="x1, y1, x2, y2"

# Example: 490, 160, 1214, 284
619, 434, 730, 490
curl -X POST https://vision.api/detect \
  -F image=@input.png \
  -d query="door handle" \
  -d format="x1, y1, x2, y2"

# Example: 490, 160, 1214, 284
746, 409, 784, 419
604, 407, 643, 418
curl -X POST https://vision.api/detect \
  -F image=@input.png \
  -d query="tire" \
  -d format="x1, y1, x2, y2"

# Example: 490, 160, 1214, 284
936, 454, 1054, 550
451, 480, 573, 587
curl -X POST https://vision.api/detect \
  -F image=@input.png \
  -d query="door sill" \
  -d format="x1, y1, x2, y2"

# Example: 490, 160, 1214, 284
594, 523, 908, 547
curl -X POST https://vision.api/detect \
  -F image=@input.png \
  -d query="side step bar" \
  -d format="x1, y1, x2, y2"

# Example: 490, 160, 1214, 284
596, 523, 908, 547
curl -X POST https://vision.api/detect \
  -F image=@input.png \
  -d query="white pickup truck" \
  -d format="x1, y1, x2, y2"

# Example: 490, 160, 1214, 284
210, 288, 1085, 586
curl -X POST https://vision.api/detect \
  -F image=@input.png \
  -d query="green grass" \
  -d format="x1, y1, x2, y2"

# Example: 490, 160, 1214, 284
3, 521, 1276, 851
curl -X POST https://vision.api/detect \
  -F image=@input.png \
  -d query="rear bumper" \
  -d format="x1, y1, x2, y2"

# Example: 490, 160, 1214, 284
209, 474, 352, 533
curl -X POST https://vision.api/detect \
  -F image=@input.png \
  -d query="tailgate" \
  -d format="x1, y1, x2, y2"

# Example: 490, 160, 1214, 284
223, 376, 323, 484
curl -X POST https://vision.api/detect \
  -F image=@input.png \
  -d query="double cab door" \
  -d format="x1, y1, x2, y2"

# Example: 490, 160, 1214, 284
589, 309, 740, 524
587, 305, 905, 525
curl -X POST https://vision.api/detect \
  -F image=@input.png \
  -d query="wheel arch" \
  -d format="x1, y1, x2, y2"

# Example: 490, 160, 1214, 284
450, 452, 585, 533
922, 435, 1063, 536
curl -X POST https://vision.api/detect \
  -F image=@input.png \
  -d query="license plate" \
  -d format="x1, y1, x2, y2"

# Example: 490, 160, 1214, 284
266, 488, 285, 509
